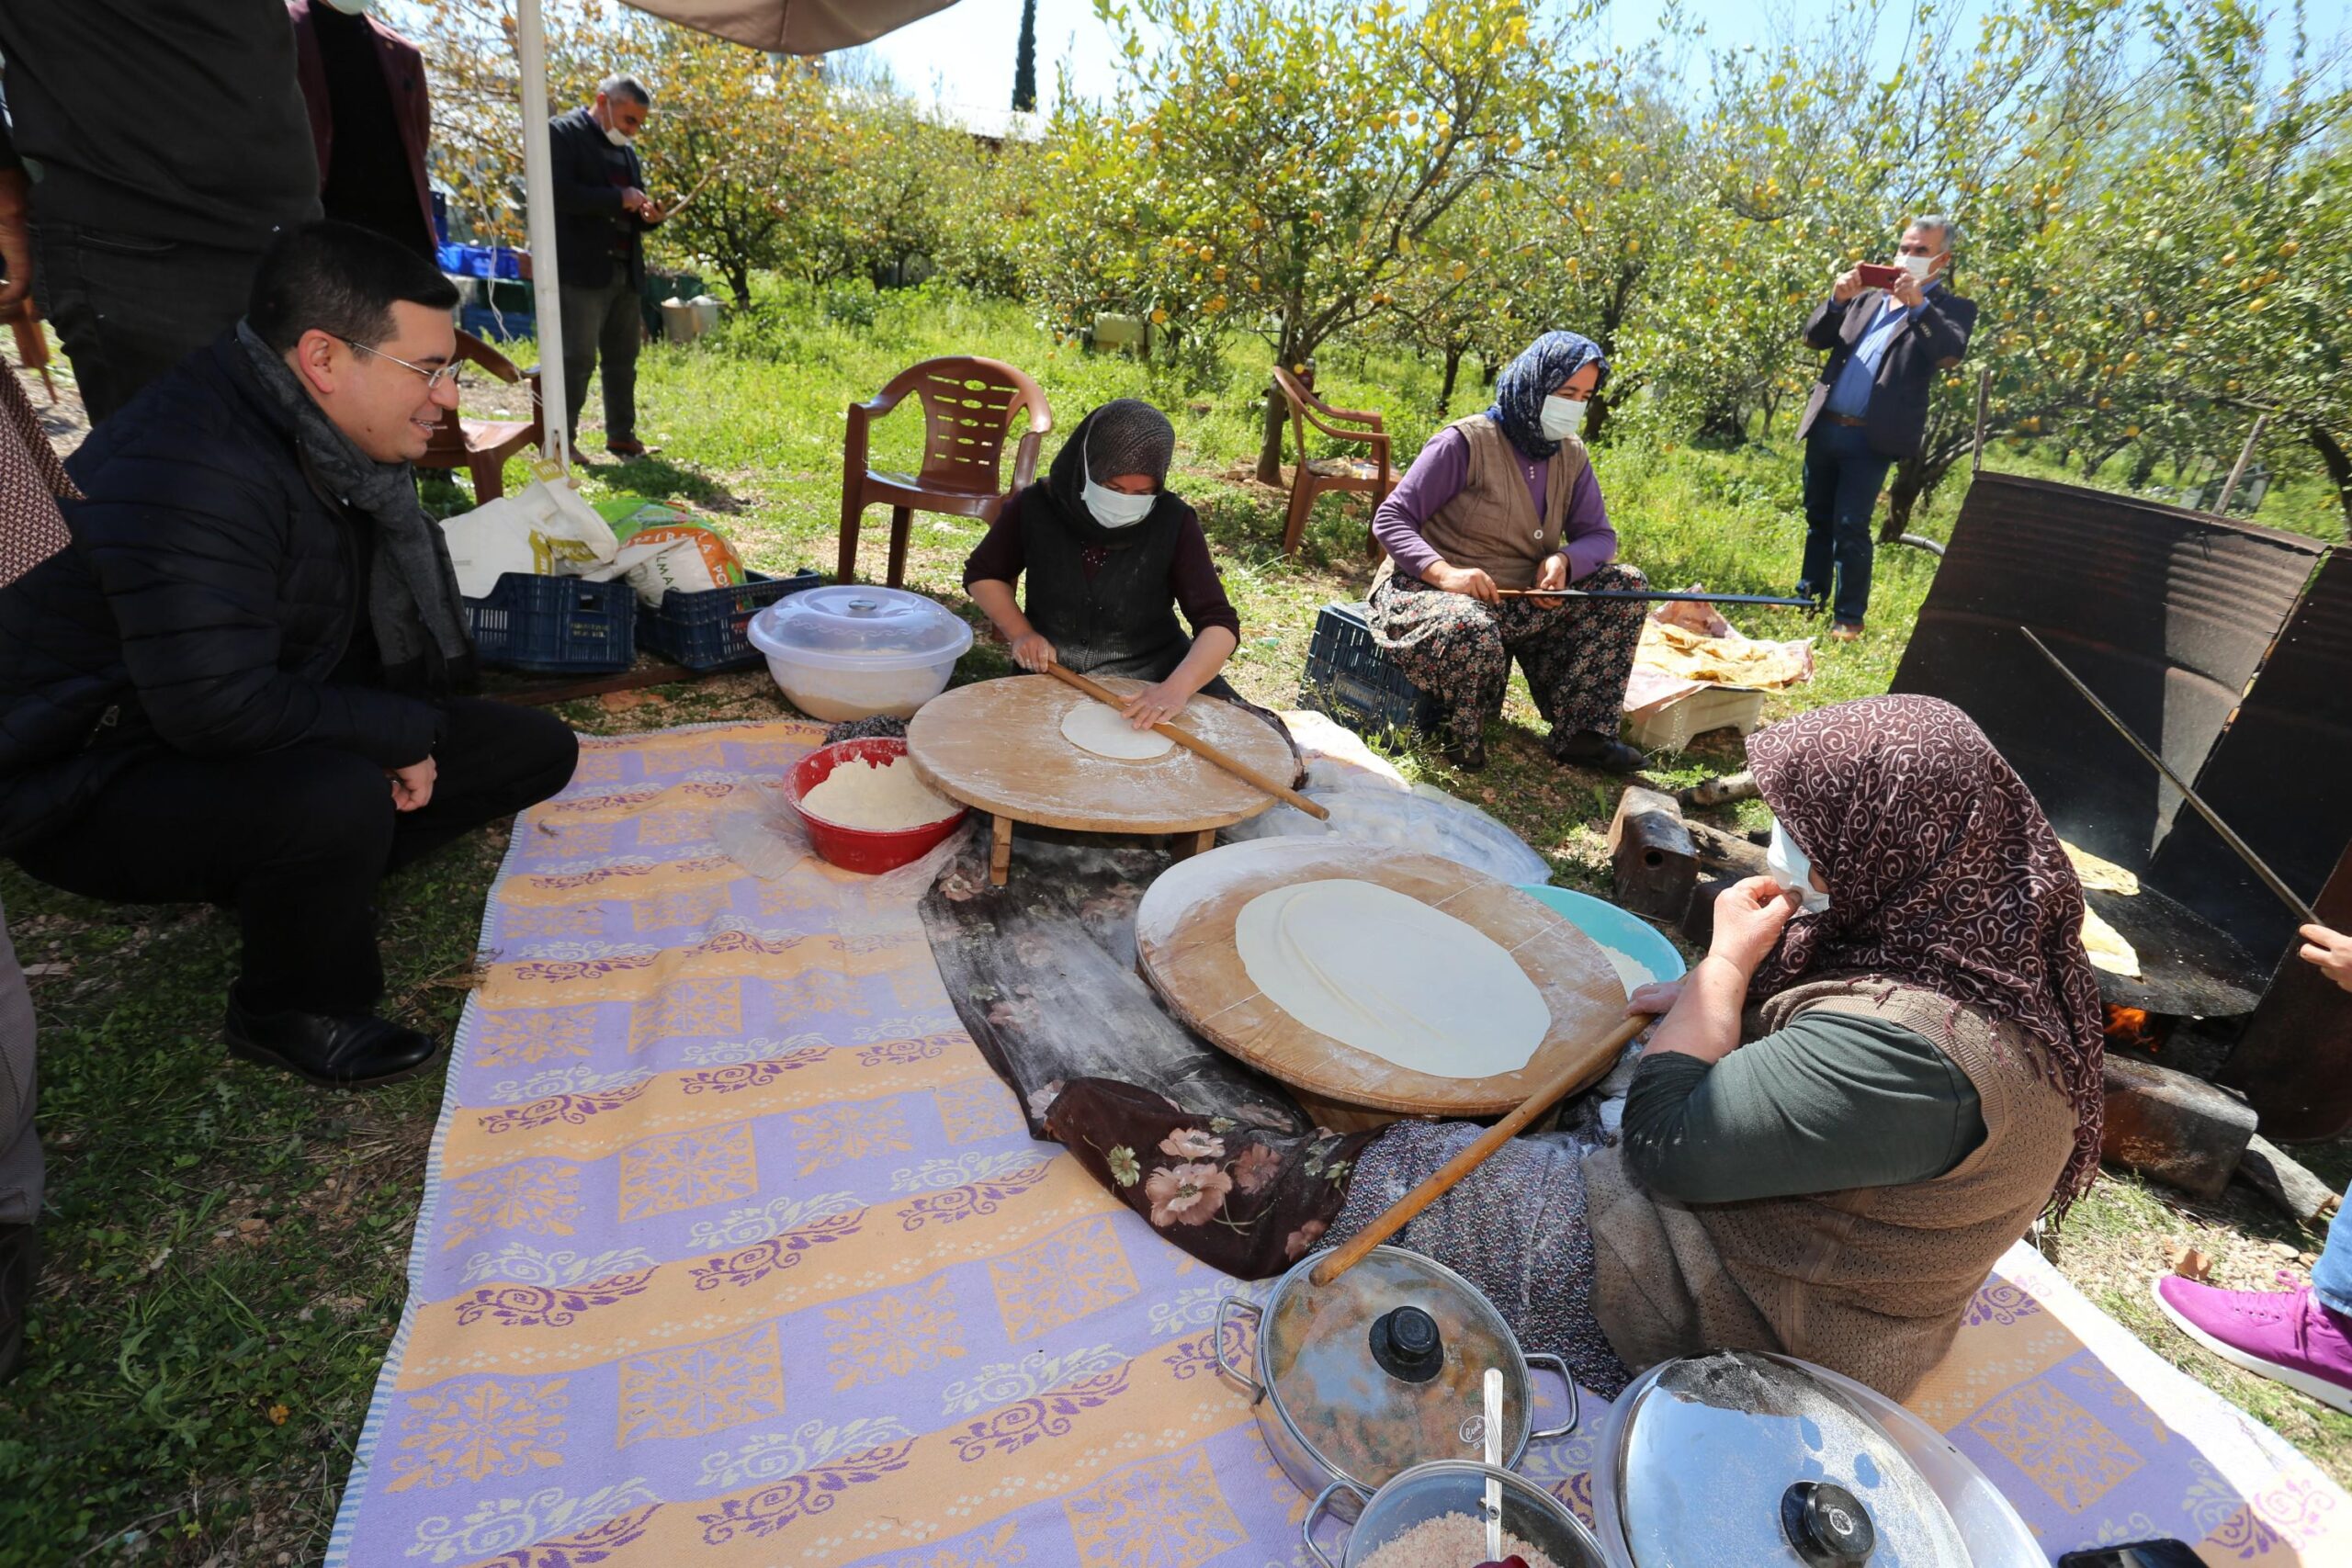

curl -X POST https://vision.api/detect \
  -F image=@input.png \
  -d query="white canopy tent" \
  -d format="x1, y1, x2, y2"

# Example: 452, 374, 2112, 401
512, 0, 961, 464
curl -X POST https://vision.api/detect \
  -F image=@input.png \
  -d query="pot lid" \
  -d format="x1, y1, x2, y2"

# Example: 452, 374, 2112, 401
1264, 1247, 1531, 1491
747, 585, 974, 671
1611, 1352, 1970, 1567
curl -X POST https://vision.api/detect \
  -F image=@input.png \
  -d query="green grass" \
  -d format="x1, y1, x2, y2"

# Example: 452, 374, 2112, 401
6, 279, 2347, 1562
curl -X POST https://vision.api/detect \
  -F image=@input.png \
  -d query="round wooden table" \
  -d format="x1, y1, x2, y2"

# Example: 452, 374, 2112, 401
1133, 837, 1629, 1129
905, 674, 1295, 885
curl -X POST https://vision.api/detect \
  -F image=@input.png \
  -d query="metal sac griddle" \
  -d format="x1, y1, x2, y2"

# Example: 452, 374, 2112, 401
2086, 882, 2262, 1018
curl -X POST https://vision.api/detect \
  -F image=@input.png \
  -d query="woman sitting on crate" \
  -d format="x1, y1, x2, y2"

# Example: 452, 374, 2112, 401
1367, 330, 1647, 774
964, 399, 1296, 763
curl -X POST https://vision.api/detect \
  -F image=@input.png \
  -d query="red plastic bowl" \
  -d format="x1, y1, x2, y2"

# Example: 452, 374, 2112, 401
786, 738, 968, 874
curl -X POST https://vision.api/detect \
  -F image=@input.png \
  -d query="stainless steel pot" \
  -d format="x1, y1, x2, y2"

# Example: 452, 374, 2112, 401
1303, 1460, 1611, 1568
1590, 1350, 2042, 1566
1215, 1244, 1580, 1512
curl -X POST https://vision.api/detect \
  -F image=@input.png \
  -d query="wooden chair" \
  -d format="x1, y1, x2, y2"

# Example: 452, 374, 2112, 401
838, 356, 1052, 586
1272, 366, 1394, 558
7, 299, 54, 400
416, 329, 544, 503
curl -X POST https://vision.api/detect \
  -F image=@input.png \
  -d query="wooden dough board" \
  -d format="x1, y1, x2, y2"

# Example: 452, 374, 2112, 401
906, 674, 1294, 883
1134, 837, 1629, 1126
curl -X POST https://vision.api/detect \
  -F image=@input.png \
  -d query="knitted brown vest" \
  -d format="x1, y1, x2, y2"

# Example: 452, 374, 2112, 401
1398, 414, 1589, 591
1581, 977, 2079, 1399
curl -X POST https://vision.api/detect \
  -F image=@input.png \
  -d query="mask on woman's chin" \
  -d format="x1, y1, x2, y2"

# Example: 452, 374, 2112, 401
1766, 818, 1833, 915
1081, 455, 1156, 529
1539, 394, 1589, 442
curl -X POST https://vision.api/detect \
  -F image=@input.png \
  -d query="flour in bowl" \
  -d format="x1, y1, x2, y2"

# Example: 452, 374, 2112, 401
799, 755, 956, 829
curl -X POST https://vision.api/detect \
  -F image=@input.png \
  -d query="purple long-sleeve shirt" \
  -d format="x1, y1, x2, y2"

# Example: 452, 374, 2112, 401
1371, 425, 1616, 583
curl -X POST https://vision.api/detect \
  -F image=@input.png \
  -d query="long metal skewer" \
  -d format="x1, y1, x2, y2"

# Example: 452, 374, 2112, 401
2021, 626, 2317, 926
1497, 588, 1821, 609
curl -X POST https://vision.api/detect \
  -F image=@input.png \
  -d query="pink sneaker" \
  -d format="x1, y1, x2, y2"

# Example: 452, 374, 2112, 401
2152, 1275, 2352, 1414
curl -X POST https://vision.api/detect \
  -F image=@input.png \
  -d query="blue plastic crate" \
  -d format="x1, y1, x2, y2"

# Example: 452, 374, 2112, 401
465, 572, 636, 674
460, 304, 534, 343
638, 569, 825, 671
437, 243, 523, 279
1299, 600, 1423, 735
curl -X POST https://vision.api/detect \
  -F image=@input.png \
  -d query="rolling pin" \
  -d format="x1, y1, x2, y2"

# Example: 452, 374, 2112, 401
1046, 662, 1330, 822
1308, 1010, 1657, 1288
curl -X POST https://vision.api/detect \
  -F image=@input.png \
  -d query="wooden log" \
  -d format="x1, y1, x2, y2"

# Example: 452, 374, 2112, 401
2235, 1134, 2341, 1226
2100, 1056, 2258, 1201
1679, 770, 1759, 808
1680, 872, 1743, 949
1684, 818, 1770, 878
1608, 786, 1698, 924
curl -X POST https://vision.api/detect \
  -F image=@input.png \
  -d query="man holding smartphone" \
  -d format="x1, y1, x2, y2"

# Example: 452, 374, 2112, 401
1793, 217, 1977, 640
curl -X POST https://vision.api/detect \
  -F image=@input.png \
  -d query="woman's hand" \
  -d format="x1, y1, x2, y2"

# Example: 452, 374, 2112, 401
2300, 924, 2352, 995
1010, 632, 1057, 673
1426, 561, 1500, 605
1626, 978, 1682, 1017
1121, 681, 1188, 730
1533, 551, 1570, 610
1707, 876, 1802, 979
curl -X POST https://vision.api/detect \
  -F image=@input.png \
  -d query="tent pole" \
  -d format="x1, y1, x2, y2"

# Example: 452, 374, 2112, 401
514, 0, 569, 472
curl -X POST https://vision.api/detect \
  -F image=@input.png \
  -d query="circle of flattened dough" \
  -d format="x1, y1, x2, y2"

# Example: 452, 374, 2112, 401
1236, 879, 1550, 1079
1060, 700, 1176, 760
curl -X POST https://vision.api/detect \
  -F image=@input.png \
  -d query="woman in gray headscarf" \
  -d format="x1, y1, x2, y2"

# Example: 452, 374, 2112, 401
965, 399, 1254, 734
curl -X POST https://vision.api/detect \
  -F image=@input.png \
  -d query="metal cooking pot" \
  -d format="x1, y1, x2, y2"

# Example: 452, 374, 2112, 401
1216, 1245, 1580, 1513
1303, 1460, 1611, 1568
1591, 1350, 2042, 1566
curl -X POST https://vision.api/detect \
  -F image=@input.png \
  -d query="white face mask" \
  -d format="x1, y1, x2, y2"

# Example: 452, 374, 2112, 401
320, 0, 373, 14
1899, 253, 1936, 283
1539, 394, 1589, 442
605, 125, 635, 149
1766, 818, 1832, 915
1081, 453, 1156, 529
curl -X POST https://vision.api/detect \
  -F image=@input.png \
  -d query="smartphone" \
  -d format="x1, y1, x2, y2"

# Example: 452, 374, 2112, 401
2057, 1540, 2204, 1568
1856, 262, 1905, 290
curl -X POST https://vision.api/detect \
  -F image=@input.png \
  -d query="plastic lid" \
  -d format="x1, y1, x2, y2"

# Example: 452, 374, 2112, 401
1612, 1351, 1969, 1567
1263, 1246, 1529, 1491
747, 585, 974, 671
1356, 1462, 1604, 1568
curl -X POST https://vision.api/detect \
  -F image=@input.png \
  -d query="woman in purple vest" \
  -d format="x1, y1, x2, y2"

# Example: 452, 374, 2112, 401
1368, 331, 1648, 773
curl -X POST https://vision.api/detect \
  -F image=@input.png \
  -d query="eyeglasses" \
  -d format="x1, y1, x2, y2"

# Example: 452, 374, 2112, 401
344, 338, 466, 393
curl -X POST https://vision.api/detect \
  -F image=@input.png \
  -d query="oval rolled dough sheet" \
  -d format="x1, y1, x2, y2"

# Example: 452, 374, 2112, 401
1060, 699, 1176, 760
1236, 878, 1551, 1078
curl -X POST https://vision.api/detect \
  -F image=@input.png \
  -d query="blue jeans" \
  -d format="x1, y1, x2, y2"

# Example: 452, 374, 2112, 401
1798, 423, 1894, 625
2315, 1218, 2352, 1316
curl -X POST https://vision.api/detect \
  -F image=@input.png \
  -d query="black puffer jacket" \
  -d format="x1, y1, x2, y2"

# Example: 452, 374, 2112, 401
0, 334, 440, 854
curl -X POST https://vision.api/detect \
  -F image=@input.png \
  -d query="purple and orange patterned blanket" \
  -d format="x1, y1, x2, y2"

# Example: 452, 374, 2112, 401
325, 719, 2348, 1566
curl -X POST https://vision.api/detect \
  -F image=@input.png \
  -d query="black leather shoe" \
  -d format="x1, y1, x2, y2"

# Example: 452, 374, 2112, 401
223, 992, 443, 1089
1551, 728, 1647, 774
0, 1222, 36, 1384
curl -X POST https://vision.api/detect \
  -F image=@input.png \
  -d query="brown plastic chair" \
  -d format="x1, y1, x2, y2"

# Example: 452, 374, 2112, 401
838, 356, 1052, 586
1272, 366, 1393, 558
416, 329, 544, 502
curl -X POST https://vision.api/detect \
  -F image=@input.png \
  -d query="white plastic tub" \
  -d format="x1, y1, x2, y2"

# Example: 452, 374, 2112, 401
745, 585, 973, 721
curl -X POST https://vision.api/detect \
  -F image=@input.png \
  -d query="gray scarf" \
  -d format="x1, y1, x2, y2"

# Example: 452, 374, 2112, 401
236, 321, 475, 692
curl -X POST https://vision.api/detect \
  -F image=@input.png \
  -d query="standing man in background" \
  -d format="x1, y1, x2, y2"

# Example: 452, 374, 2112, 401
0, 0, 322, 423
289, 0, 437, 260
549, 76, 664, 461
1792, 216, 1977, 641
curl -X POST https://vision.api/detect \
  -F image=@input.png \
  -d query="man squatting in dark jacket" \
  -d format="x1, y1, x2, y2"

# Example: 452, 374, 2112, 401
0, 221, 577, 1089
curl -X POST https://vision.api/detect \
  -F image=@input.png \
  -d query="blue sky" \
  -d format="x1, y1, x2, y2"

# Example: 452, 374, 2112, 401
858, 0, 2015, 112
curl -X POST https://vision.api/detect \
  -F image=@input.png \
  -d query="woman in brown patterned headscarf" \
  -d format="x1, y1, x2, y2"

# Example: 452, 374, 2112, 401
1744, 692, 2108, 1210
